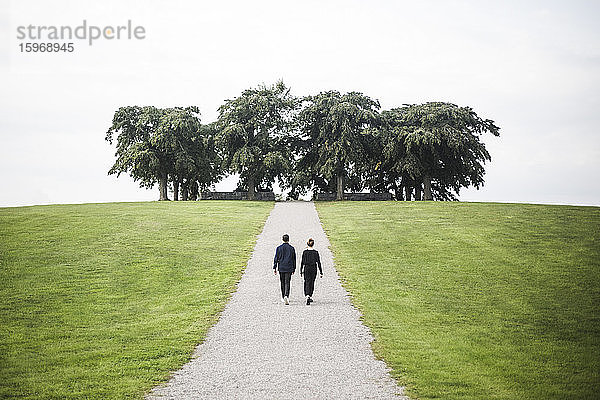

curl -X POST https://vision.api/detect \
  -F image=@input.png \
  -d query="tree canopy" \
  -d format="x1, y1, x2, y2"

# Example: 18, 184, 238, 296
106, 84, 499, 201
106, 106, 220, 200
216, 81, 296, 200
291, 91, 380, 200
379, 102, 500, 200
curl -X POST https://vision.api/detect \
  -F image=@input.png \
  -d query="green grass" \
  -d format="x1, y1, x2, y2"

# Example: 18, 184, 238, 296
316, 201, 600, 400
0, 201, 273, 399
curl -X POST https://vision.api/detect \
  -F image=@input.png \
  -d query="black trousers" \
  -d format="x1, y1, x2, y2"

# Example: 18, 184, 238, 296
303, 266, 317, 297
279, 271, 292, 298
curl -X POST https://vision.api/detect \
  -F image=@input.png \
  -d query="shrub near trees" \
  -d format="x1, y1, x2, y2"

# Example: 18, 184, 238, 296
106, 83, 499, 201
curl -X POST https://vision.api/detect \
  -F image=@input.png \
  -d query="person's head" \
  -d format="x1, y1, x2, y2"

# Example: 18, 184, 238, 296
307, 238, 314, 248
282, 234, 289, 243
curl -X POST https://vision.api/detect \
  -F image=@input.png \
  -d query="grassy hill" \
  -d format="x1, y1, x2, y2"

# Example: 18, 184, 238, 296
316, 201, 600, 400
0, 201, 273, 399
2, 200, 598, 399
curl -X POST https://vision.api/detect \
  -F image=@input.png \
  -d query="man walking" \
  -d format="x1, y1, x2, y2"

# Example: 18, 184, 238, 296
273, 234, 296, 305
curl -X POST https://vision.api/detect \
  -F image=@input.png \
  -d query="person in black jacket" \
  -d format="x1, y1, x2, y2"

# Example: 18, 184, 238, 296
273, 234, 296, 305
300, 238, 322, 305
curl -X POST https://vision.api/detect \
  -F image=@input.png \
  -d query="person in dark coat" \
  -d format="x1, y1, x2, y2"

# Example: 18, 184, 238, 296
273, 234, 296, 305
300, 238, 322, 305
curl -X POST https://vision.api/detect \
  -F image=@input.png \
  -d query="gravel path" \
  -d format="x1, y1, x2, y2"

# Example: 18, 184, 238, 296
147, 201, 406, 399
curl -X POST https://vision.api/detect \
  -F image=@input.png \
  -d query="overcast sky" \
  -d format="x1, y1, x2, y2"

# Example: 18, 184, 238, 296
1, 0, 599, 207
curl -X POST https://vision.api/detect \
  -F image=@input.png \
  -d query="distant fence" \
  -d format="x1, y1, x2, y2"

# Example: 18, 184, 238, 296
314, 192, 393, 201
199, 191, 275, 201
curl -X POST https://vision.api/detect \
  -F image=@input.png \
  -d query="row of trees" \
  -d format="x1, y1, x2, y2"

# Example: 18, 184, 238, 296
106, 81, 500, 201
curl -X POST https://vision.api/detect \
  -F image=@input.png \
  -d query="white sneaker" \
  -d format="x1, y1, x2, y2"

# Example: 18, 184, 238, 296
284, 296, 289, 305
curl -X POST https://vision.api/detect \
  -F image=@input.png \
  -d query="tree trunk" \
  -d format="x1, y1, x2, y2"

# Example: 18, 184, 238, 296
248, 176, 256, 200
423, 175, 433, 201
189, 182, 198, 201
404, 185, 412, 201
394, 187, 404, 201
173, 179, 179, 201
159, 171, 169, 201
182, 182, 189, 201
336, 173, 344, 201
414, 184, 422, 201
392, 182, 403, 201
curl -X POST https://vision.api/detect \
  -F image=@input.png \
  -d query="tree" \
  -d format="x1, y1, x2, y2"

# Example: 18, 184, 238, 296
293, 91, 380, 200
106, 106, 221, 201
380, 102, 500, 200
106, 106, 171, 200
216, 81, 296, 200
160, 108, 222, 200
189, 122, 222, 200
361, 113, 405, 200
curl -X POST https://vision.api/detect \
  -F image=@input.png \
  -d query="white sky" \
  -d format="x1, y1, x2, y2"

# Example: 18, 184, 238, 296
1, 0, 599, 207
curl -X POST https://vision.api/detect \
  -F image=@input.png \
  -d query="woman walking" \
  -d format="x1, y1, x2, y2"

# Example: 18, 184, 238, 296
300, 238, 323, 305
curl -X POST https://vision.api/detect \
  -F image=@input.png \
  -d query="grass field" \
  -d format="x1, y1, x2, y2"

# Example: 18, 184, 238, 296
316, 201, 600, 400
0, 201, 272, 399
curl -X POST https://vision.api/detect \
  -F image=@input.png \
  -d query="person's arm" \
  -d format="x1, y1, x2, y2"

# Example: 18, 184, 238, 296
273, 246, 280, 274
316, 251, 323, 276
300, 250, 306, 275
292, 248, 296, 274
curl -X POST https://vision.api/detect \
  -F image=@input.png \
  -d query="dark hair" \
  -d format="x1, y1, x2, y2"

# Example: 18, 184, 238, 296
282, 234, 289, 242
307, 238, 314, 247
